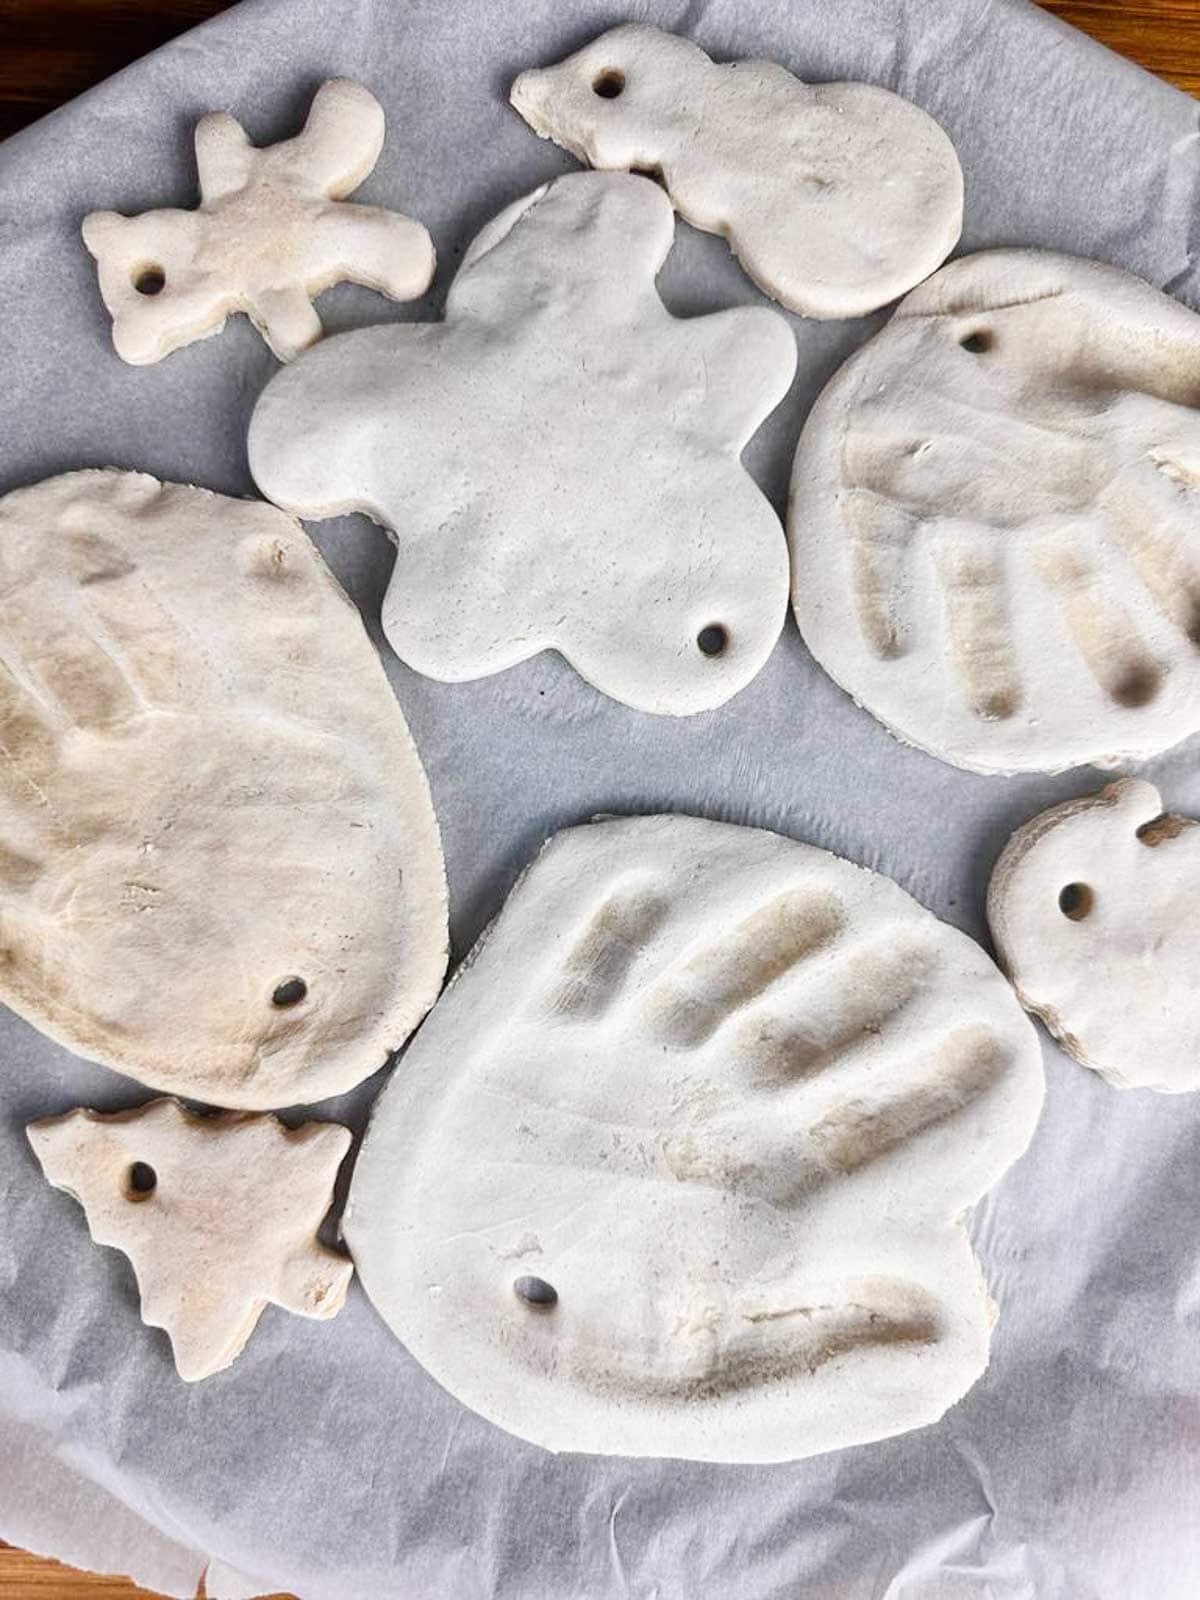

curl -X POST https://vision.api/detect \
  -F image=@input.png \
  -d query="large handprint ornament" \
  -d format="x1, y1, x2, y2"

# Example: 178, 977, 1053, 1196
790, 251, 1200, 774
0, 472, 446, 1108
345, 815, 1042, 1463
249, 172, 796, 717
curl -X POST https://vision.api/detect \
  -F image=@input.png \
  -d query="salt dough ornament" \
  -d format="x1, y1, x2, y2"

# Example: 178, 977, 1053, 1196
248, 171, 796, 717
510, 24, 963, 320
789, 250, 1200, 775
988, 778, 1200, 1093
0, 470, 447, 1108
28, 1099, 353, 1380
82, 78, 434, 364
346, 814, 1043, 1463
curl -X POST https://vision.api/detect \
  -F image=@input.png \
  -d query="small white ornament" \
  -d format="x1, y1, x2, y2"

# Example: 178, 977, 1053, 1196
83, 79, 434, 364
989, 777, 1200, 1092
511, 23, 963, 320
28, 1099, 353, 1381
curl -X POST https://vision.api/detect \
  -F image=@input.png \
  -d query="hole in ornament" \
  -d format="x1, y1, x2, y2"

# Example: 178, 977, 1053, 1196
592, 69, 625, 98
514, 1275, 558, 1308
697, 623, 728, 657
133, 266, 166, 296
272, 976, 307, 1008
960, 330, 992, 354
1058, 883, 1093, 921
126, 1162, 157, 1200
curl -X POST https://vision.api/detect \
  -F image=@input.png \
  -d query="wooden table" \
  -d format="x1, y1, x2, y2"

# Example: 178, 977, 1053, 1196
0, 0, 1198, 1595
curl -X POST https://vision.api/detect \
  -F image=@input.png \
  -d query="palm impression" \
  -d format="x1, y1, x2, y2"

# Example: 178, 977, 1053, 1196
0, 471, 447, 1108
345, 815, 1042, 1463
248, 171, 797, 716
789, 250, 1200, 774
989, 778, 1200, 1093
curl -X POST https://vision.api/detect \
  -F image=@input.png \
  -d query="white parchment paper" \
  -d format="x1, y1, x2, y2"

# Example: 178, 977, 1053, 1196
1, 1, 1199, 1595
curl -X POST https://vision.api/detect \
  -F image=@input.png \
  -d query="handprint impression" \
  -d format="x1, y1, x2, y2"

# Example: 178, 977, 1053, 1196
345, 815, 1042, 1462
0, 471, 446, 1109
790, 251, 1200, 773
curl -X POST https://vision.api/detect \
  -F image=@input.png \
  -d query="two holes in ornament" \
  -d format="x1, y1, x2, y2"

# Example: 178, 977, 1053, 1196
1057, 809, 1189, 919
120, 978, 307, 1200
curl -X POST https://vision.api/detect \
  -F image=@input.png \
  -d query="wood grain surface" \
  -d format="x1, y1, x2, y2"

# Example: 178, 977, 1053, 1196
0, 1546, 198, 1600
0, 1544, 290, 1600
0, 0, 1197, 1596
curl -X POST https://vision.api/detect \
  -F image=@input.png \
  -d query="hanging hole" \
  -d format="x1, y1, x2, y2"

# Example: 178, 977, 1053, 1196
272, 976, 307, 1008
1058, 883, 1093, 921
133, 266, 166, 296
960, 330, 992, 354
697, 623, 728, 657
592, 69, 625, 98
126, 1161, 157, 1201
514, 1275, 558, 1308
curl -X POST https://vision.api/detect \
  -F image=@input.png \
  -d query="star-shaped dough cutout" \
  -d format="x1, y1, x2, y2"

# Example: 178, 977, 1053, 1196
248, 171, 797, 716
82, 78, 435, 364
28, 1099, 353, 1381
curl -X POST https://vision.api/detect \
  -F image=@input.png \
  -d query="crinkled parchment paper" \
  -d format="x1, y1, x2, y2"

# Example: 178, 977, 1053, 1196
1, 1, 1198, 1595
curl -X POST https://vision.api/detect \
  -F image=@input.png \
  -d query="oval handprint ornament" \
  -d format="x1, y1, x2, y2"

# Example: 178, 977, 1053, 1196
790, 250, 1200, 774
0, 471, 447, 1108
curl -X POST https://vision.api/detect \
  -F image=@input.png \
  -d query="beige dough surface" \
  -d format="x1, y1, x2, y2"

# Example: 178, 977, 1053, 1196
0, 470, 447, 1108
789, 250, 1200, 774
28, 1098, 353, 1380
988, 778, 1200, 1093
83, 78, 435, 364
249, 171, 796, 717
510, 23, 963, 320
346, 814, 1043, 1463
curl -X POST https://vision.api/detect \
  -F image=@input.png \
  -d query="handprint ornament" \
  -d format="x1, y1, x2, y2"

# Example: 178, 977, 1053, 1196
345, 815, 1043, 1463
789, 250, 1200, 774
0, 470, 447, 1108
248, 171, 796, 716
